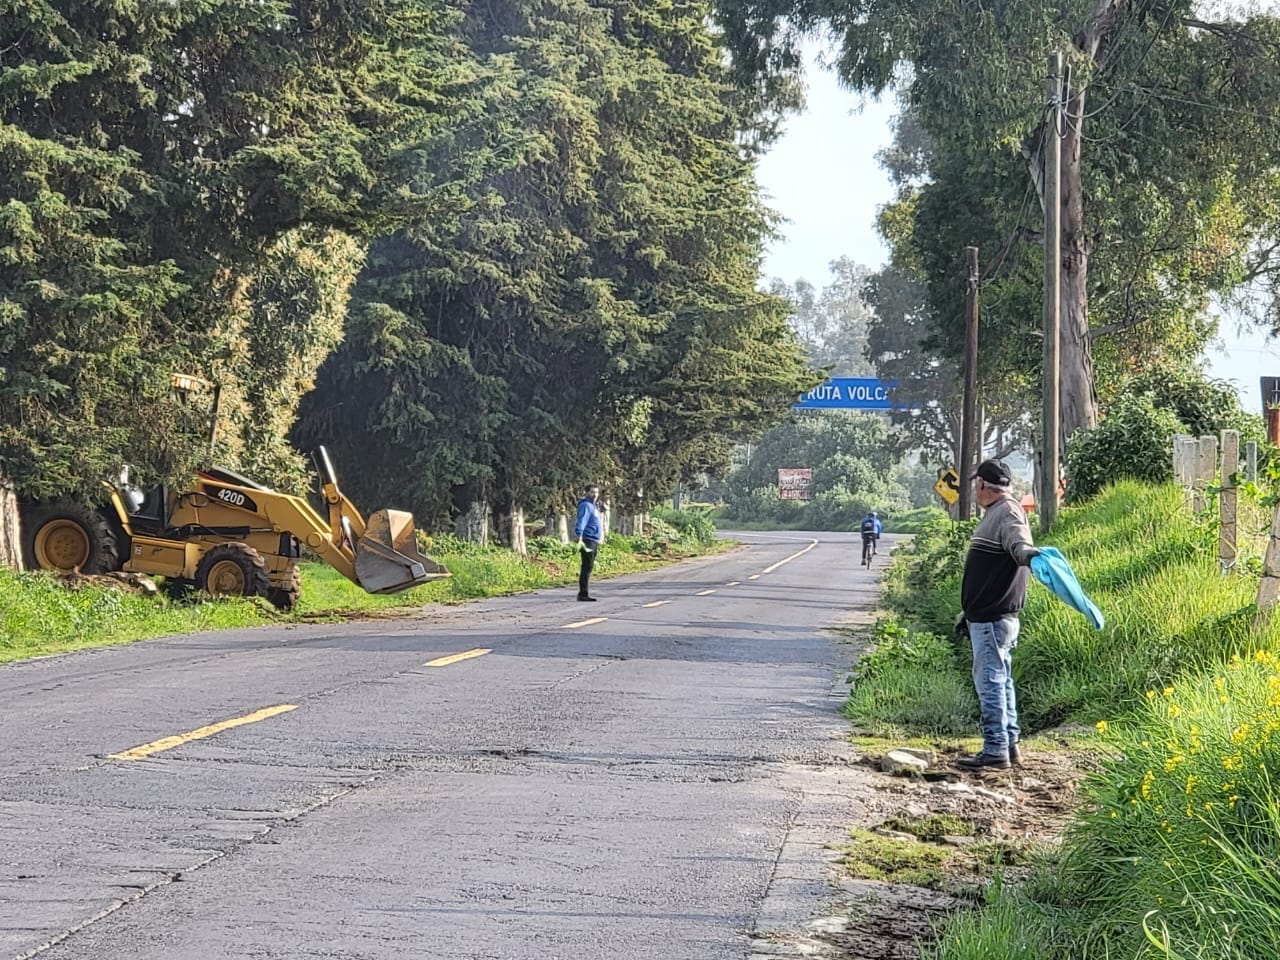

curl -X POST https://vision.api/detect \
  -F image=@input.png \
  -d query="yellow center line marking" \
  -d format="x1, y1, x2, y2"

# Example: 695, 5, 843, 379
748, 574, 761, 580
564, 617, 607, 629
697, 589, 716, 596
761, 539, 819, 575
109, 704, 298, 762
642, 600, 671, 608
425, 648, 491, 668
726, 581, 741, 586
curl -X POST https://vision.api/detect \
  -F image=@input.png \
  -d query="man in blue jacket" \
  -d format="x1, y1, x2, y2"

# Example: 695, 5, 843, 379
574, 484, 603, 601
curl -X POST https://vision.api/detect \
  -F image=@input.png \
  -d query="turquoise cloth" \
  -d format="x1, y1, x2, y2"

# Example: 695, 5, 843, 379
1030, 546, 1105, 630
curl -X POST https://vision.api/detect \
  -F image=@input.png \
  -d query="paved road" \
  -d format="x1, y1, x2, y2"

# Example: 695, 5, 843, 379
0, 532, 893, 960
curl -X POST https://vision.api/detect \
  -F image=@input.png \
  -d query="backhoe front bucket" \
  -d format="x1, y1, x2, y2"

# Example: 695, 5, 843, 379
355, 509, 450, 594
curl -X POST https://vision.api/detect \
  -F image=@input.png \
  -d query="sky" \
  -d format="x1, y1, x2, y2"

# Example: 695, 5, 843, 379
754, 47, 1279, 414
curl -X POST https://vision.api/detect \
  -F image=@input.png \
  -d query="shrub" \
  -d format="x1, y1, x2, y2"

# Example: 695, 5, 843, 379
651, 506, 717, 546
1065, 393, 1186, 504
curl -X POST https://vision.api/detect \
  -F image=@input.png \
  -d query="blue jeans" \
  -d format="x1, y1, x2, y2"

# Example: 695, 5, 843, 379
968, 617, 1021, 756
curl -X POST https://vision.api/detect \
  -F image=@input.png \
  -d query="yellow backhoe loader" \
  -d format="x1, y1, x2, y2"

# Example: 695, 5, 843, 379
21, 447, 448, 610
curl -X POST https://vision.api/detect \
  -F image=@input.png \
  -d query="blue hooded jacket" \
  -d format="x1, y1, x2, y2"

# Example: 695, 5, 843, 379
575, 497, 602, 544
1030, 546, 1105, 630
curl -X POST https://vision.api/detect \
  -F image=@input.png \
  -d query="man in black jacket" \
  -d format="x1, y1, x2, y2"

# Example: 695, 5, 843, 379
956, 459, 1039, 771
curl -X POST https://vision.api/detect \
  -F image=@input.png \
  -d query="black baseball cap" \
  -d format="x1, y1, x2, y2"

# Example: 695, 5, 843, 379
971, 458, 1013, 488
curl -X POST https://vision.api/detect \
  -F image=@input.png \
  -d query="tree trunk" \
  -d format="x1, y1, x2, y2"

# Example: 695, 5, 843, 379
454, 500, 490, 546
0, 469, 23, 571
614, 514, 635, 536
545, 514, 569, 544
507, 504, 527, 556
1059, 83, 1099, 442
599, 501, 611, 540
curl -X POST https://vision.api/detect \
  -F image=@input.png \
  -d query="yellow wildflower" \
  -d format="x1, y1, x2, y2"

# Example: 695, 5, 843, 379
1096, 720, 1108, 734
1168, 704, 1182, 718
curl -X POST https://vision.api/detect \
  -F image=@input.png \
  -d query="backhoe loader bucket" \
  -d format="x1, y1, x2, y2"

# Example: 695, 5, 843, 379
355, 510, 450, 594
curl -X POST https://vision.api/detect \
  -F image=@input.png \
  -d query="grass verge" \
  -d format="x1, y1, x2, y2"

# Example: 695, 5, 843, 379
0, 521, 729, 664
861, 479, 1280, 958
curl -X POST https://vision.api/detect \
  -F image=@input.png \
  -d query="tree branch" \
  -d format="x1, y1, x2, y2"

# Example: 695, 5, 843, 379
1181, 18, 1279, 51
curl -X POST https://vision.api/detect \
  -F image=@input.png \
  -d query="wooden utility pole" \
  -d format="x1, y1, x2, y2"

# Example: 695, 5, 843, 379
1041, 51, 1063, 534
958, 246, 980, 520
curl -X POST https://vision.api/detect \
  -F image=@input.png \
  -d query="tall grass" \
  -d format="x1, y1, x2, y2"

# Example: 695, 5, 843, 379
873, 482, 1280, 734
872, 481, 1280, 958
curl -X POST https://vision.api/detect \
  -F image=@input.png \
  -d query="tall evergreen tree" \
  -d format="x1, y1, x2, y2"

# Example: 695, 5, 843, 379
298, 0, 814, 538
0, 1, 467, 565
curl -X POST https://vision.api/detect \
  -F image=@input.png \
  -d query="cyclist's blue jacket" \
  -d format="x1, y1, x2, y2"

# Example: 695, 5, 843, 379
860, 516, 882, 538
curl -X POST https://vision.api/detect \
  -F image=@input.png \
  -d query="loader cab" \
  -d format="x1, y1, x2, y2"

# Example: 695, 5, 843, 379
126, 484, 172, 534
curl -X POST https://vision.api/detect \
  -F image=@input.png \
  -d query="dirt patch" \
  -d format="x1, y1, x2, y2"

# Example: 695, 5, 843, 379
753, 738, 1086, 960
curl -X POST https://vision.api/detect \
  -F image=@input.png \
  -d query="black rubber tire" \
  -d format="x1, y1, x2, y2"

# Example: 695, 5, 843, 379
21, 501, 122, 574
163, 578, 196, 602
194, 543, 270, 601
266, 564, 302, 612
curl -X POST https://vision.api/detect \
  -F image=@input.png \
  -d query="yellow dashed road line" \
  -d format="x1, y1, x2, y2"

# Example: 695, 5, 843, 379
642, 600, 671, 608
565, 617, 608, 629
696, 589, 716, 596
109, 704, 298, 761
748, 574, 761, 581
726, 581, 740, 587
425, 648, 492, 668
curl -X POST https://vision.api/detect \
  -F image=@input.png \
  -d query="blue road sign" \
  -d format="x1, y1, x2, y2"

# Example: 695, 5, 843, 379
794, 378, 896, 411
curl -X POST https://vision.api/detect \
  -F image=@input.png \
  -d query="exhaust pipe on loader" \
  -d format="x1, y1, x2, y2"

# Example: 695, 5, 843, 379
355, 509, 450, 594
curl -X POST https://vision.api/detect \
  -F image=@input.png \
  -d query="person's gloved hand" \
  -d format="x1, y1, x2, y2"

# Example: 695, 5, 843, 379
953, 612, 968, 638
576, 538, 587, 552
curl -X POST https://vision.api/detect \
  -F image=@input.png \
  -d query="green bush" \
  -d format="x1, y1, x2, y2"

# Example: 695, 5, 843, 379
1066, 393, 1186, 504
651, 506, 717, 546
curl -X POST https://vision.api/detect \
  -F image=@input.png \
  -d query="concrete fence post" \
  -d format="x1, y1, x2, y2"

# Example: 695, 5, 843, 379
1220, 430, 1240, 569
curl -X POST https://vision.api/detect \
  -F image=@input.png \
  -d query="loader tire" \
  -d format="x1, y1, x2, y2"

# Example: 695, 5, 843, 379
267, 564, 302, 612
22, 501, 121, 575
195, 544, 270, 602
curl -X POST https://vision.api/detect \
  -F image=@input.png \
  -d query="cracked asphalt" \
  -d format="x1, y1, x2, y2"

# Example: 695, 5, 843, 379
0, 531, 893, 960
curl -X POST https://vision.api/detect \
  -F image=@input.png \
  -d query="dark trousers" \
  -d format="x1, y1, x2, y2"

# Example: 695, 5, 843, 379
578, 541, 598, 597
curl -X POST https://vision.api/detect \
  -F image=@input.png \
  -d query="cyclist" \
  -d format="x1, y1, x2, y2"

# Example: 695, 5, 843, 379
860, 511, 882, 566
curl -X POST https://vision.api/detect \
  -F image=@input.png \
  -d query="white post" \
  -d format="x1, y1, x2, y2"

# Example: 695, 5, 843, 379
1220, 430, 1240, 569
1247, 441, 1259, 483
1194, 435, 1217, 513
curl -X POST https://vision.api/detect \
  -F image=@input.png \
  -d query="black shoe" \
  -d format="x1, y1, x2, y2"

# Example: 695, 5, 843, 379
1009, 741, 1021, 766
956, 751, 1011, 771
577, 595, 597, 602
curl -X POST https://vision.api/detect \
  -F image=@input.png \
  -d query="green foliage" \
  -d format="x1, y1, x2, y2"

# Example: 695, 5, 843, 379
296, 0, 814, 530
877, 482, 1267, 737
1126, 367, 1265, 444
0, 1, 465, 500
932, 653, 1280, 959
716, 0, 1280, 447
719, 411, 942, 528
651, 506, 718, 546
1065, 393, 1186, 504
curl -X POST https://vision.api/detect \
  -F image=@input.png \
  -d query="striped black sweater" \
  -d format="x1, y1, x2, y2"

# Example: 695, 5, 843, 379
961, 495, 1038, 622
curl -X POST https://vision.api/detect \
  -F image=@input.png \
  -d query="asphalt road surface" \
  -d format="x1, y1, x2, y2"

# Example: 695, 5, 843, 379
0, 531, 896, 960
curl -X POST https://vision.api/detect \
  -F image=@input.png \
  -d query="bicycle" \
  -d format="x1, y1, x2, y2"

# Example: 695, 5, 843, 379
861, 536, 877, 568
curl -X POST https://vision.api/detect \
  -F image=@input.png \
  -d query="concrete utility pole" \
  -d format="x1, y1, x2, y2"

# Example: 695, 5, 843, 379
1041, 50, 1064, 534
958, 247, 980, 520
